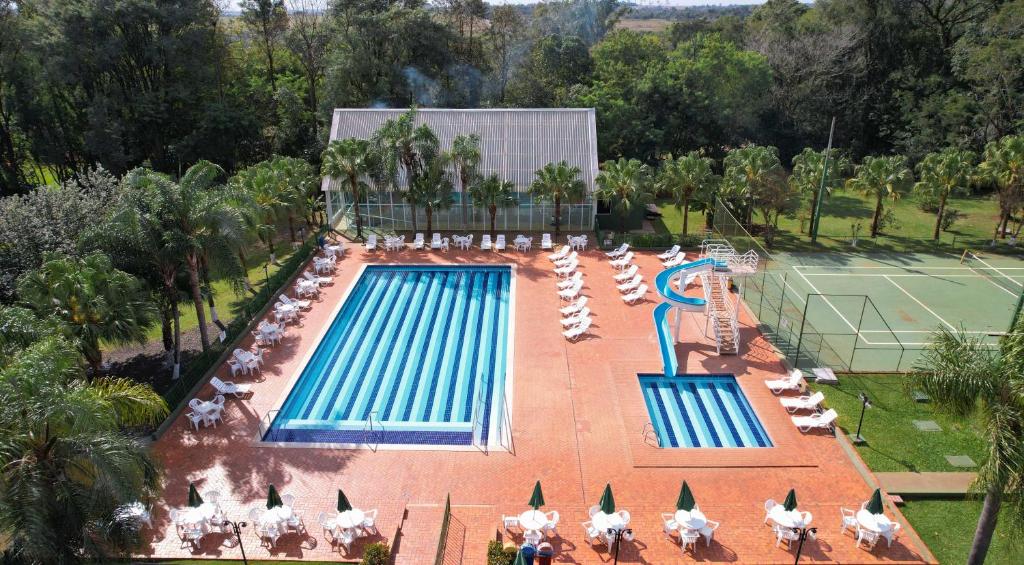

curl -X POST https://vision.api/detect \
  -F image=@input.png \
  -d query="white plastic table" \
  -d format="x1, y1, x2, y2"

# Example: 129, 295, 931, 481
180, 503, 217, 525
591, 511, 627, 532
769, 506, 810, 529
335, 509, 365, 530
261, 505, 293, 528
453, 236, 472, 250
324, 244, 343, 257
674, 509, 707, 531
856, 509, 895, 541
518, 510, 547, 532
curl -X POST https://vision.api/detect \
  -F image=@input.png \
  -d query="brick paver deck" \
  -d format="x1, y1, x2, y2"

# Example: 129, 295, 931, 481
140, 244, 934, 563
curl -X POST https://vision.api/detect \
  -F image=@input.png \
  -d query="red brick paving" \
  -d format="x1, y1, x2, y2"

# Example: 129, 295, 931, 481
140, 243, 934, 564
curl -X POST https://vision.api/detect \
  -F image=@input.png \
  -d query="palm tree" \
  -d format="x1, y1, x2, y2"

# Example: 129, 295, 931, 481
0, 334, 167, 562
789, 147, 851, 234
845, 155, 913, 238
412, 154, 454, 234
978, 135, 1024, 241
16, 253, 156, 373
913, 320, 1024, 565
657, 152, 719, 235
449, 133, 482, 229
469, 174, 516, 235
596, 158, 653, 231
321, 138, 376, 240
372, 108, 439, 198
914, 149, 976, 240
231, 161, 287, 262
272, 156, 316, 242
529, 161, 586, 237
721, 145, 782, 226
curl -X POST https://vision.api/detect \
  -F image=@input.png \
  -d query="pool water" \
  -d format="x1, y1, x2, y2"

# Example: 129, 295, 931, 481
266, 265, 512, 446
639, 374, 772, 448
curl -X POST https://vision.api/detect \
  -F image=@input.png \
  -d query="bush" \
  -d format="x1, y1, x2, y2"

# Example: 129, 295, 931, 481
487, 540, 516, 565
941, 208, 964, 232
361, 541, 391, 565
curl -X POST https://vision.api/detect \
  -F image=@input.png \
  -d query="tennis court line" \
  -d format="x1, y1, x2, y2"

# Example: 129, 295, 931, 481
882, 275, 957, 332
793, 265, 1024, 270
798, 273, 1017, 278
971, 254, 1024, 289
792, 267, 863, 337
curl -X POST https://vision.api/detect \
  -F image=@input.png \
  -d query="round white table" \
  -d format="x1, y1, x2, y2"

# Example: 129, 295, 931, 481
261, 505, 293, 528
518, 510, 547, 532
769, 506, 810, 529
592, 511, 627, 532
181, 503, 217, 525
335, 509, 365, 530
856, 509, 894, 535
674, 509, 707, 531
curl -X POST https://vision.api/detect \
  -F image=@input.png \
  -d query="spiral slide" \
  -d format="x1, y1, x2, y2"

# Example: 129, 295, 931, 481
652, 258, 718, 377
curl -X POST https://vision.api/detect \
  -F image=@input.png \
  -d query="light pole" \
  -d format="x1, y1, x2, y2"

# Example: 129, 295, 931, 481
792, 526, 817, 564
222, 520, 249, 565
606, 527, 633, 565
852, 393, 871, 444
263, 263, 270, 293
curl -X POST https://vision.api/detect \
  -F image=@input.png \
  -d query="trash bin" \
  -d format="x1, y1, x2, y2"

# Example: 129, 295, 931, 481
537, 541, 554, 565
520, 543, 537, 565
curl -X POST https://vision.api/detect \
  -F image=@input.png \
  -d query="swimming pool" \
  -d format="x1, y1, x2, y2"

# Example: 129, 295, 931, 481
265, 265, 512, 447
639, 374, 772, 448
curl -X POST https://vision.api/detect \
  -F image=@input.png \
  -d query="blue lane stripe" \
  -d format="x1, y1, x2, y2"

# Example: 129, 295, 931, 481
708, 382, 746, 447
444, 273, 481, 421
480, 272, 506, 442
463, 272, 493, 421
650, 383, 679, 447
398, 272, 453, 421
726, 381, 771, 447
420, 273, 464, 421
687, 382, 723, 447
668, 382, 701, 447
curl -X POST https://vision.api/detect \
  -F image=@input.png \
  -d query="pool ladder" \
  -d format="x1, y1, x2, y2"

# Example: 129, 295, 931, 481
641, 422, 662, 448
363, 411, 384, 452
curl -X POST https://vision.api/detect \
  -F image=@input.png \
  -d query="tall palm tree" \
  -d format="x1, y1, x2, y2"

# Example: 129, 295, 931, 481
596, 158, 653, 231
789, 147, 851, 234
0, 335, 167, 563
321, 138, 376, 240
469, 174, 516, 235
412, 153, 454, 234
372, 109, 440, 213
913, 320, 1024, 565
16, 253, 156, 374
529, 161, 586, 237
914, 149, 976, 240
272, 156, 316, 242
449, 133, 482, 229
721, 145, 782, 226
845, 155, 913, 238
978, 135, 1024, 241
657, 152, 719, 235
230, 161, 286, 262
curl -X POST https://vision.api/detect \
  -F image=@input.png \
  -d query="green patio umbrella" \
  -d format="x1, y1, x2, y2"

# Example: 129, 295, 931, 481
187, 483, 203, 508
528, 481, 545, 510
598, 483, 616, 515
513, 549, 529, 565
337, 489, 353, 513
865, 488, 884, 515
782, 489, 798, 512
266, 484, 283, 509
675, 481, 696, 512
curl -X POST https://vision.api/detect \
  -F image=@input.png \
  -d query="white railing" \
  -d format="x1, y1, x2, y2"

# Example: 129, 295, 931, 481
362, 411, 384, 452
641, 422, 662, 447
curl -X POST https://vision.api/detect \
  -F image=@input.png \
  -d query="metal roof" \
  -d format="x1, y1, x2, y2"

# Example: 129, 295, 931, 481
325, 108, 599, 193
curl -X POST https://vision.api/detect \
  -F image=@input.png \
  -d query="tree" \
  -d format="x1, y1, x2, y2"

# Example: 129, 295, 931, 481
754, 171, 800, 247
595, 158, 653, 231
321, 138, 375, 240
16, 253, 155, 373
285, 0, 329, 135
978, 135, 1024, 241
913, 320, 1024, 565
372, 109, 440, 229
469, 174, 516, 236
846, 155, 913, 238
412, 154, 454, 234
240, 1, 289, 95
231, 160, 288, 261
449, 134, 481, 229
789, 148, 852, 234
721, 145, 783, 226
657, 152, 719, 235
914, 149, 976, 240
529, 161, 586, 237
0, 334, 166, 562
485, 6, 524, 102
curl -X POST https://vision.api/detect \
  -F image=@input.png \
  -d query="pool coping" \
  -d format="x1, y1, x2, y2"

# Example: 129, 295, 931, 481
253, 262, 517, 451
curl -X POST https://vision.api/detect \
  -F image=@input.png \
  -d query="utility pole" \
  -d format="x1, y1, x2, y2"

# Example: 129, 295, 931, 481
810, 117, 836, 244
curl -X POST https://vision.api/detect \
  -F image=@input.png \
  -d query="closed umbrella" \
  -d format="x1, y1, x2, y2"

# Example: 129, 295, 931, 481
337, 489, 353, 513
528, 481, 545, 510
513, 548, 529, 565
675, 481, 696, 512
865, 488, 884, 515
782, 489, 798, 512
266, 484, 283, 509
598, 483, 616, 515
188, 483, 203, 508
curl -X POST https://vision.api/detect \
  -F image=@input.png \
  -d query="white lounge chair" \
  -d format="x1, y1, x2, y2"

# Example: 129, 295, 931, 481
557, 272, 583, 290
779, 391, 825, 413
303, 270, 331, 286
663, 253, 688, 267
792, 408, 839, 433
560, 296, 588, 316
430, 233, 442, 249
765, 369, 804, 395
558, 282, 584, 301
605, 243, 629, 259
561, 307, 591, 327
413, 233, 425, 250
210, 377, 251, 398
548, 245, 570, 261
481, 234, 492, 250
563, 317, 592, 341
617, 275, 643, 293
541, 233, 553, 250
495, 234, 506, 251
622, 284, 648, 304
658, 245, 681, 260
613, 264, 639, 282
553, 251, 578, 268
365, 234, 377, 251
610, 251, 634, 270
554, 261, 578, 277
280, 294, 311, 310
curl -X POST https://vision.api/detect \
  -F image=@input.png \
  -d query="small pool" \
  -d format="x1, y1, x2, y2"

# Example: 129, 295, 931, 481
639, 374, 772, 448
266, 265, 512, 447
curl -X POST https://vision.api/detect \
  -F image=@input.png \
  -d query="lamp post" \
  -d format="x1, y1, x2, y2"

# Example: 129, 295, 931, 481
792, 526, 817, 564
263, 263, 270, 293
606, 527, 633, 565
222, 520, 249, 565
852, 392, 871, 444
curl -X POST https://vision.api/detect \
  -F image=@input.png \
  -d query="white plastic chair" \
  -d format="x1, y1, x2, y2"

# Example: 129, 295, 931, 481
524, 529, 542, 545
185, 411, 204, 431
365, 234, 377, 251
431, 233, 442, 249
856, 527, 880, 550
502, 515, 520, 532
700, 520, 719, 546
774, 524, 800, 547
481, 234, 492, 250
543, 510, 559, 536
582, 520, 604, 546
840, 508, 858, 536
661, 513, 679, 540
361, 508, 379, 536
763, 499, 777, 524
680, 529, 700, 552
541, 233, 553, 249
495, 234, 506, 251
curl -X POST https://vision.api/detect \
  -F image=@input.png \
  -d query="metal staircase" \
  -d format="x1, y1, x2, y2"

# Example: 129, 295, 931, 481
700, 272, 739, 355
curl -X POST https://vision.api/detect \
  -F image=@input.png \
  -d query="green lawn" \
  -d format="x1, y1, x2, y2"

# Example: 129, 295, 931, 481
808, 374, 1022, 564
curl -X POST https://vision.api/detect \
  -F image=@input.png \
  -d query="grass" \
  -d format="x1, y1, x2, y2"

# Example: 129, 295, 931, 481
900, 499, 1021, 564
